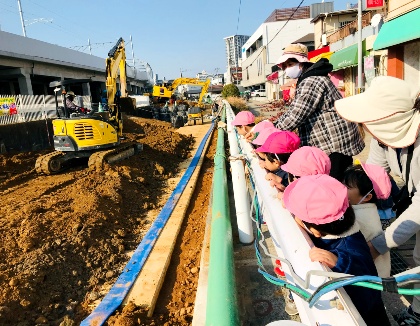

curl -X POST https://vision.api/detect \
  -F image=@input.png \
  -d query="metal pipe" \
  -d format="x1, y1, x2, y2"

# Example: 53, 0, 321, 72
357, 0, 363, 93
206, 105, 240, 326
226, 108, 253, 244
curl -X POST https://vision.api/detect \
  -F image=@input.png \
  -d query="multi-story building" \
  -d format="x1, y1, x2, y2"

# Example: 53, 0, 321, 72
240, 3, 330, 99
224, 35, 250, 85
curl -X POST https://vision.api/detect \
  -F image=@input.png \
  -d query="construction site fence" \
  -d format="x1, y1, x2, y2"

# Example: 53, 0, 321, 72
0, 94, 92, 125
205, 103, 240, 326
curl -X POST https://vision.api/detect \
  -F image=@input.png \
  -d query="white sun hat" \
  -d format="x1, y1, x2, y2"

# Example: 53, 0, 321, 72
335, 76, 420, 148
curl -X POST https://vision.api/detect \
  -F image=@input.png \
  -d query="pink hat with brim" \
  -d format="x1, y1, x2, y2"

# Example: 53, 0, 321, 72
252, 127, 280, 146
255, 131, 300, 154
231, 110, 255, 126
361, 163, 391, 200
281, 146, 331, 176
276, 43, 309, 69
283, 175, 349, 225
253, 120, 275, 134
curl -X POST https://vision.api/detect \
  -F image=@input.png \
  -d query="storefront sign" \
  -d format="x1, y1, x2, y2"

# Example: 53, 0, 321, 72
364, 55, 376, 87
364, 0, 384, 10
230, 67, 243, 81
0, 97, 17, 116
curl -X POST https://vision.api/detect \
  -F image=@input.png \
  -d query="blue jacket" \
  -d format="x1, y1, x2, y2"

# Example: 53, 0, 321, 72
311, 225, 389, 325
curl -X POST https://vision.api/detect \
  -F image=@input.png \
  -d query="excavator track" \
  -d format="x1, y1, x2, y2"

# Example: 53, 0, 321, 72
35, 151, 66, 175
88, 142, 142, 172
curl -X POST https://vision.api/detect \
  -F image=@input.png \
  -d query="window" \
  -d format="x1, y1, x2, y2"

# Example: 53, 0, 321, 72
339, 20, 353, 28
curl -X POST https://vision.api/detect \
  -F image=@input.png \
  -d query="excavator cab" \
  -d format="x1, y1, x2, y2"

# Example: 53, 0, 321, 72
187, 106, 203, 125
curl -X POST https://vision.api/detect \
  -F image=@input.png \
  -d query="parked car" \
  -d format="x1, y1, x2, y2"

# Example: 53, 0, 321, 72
251, 89, 266, 97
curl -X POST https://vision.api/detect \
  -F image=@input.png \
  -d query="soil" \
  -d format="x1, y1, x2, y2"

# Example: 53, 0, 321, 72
0, 115, 207, 326
106, 130, 216, 326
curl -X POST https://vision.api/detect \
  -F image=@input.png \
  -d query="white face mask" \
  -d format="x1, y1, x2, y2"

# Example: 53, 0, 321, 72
357, 189, 374, 205
284, 64, 302, 79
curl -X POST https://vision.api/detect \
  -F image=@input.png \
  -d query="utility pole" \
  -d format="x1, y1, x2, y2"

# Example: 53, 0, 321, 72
357, 0, 363, 93
88, 39, 92, 55
17, 0, 27, 37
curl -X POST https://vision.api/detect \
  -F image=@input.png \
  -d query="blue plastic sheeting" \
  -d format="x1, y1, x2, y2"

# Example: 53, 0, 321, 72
81, 121, 215, 326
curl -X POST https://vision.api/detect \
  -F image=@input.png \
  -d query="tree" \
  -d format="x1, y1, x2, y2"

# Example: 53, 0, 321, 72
221, 84, 240, 98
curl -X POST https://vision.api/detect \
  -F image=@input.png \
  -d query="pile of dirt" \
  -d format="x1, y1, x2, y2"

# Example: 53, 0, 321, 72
106, 130, 217, 326
0, 116, 195, 325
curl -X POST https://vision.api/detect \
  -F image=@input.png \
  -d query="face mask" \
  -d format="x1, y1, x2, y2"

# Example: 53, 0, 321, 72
357, 189, 373, 205
284, 64, 302, 79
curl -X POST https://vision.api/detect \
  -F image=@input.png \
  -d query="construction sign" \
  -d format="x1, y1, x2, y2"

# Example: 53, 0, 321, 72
0, 97, 17, 116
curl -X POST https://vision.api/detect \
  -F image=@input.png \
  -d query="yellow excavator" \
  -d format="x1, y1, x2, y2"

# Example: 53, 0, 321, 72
152, 77, 211, 106
35, 38, 141, 174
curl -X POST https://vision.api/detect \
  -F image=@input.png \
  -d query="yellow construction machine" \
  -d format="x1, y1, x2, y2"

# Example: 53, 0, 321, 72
35, 38, 141, 174
152, 77, 210, 105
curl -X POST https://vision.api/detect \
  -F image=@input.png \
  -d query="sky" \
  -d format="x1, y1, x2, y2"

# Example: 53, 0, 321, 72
0, 0, 351, 80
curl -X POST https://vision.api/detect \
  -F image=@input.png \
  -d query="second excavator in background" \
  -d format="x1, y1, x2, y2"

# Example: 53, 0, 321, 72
35, 38, 142, 174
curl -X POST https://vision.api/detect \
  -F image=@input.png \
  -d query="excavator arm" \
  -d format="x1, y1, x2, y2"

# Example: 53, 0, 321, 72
105, 37, 127, 136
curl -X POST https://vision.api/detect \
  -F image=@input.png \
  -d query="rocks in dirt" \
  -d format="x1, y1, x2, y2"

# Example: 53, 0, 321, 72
35, 316, 48, 324
154, 162, 165, 175
59, 315, 75, 326
105, 271, 114, 279
117, 229, 126, 237
190, 267, 198, 274
8, 278, 19, 287
88, 291, 100, 301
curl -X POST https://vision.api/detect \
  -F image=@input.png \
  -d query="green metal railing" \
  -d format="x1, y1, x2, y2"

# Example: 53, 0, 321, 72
205, 106, 240, 326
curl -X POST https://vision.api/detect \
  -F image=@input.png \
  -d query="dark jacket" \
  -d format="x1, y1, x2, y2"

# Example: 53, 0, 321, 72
311, 225, 390, 325
273, 168, 289, 187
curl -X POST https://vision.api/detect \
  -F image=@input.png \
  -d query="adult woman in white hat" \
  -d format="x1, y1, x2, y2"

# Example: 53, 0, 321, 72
335, 75, 420, 325
272, 43, 365, 181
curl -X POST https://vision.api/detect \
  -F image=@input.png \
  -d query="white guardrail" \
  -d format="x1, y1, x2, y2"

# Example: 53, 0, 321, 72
225, 103, 365, 326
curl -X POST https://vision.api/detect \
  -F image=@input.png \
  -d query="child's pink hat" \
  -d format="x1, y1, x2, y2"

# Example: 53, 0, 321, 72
253, 120, 274, 133
281, 146, 331, 176
252, 127, 280, 146
255, 131, 300, 154
283, 174, 349, 225
231, 111, 255, 126
361, 163, 391, 200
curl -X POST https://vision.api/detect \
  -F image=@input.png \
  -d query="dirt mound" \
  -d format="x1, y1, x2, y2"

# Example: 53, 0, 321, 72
0, 116, 194, 325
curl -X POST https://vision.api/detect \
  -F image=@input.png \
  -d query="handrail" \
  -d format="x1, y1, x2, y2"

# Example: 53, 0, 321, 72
81, 120, 215, 326
205, 104, 240, 326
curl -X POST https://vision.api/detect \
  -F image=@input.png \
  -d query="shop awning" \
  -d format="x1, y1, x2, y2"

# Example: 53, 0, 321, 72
373, 8, 420, 50
267, 71, 279, 83
310, 51, 333, 63
329, 42, 366, 71
308, 46, 330, 60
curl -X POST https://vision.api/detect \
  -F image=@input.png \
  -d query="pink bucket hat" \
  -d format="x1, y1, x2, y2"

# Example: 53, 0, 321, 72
253, 120, 275, 134
252, 127, 280, 146
231, 111, 255, 126
276, 43, 309, 69
255, 131, 300, 154
361, 163, 391, 200
283, 175, 349, 225
281, 146, 331, 176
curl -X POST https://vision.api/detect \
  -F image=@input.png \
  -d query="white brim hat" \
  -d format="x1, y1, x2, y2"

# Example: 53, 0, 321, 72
335, 76, 420, 148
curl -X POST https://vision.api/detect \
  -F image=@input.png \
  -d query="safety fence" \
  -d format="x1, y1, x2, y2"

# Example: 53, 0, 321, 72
0, 94, 92, 125
205, 107, 240, 326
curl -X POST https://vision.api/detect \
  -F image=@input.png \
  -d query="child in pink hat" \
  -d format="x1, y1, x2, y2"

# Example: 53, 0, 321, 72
342, 163, 392, 277
245, 119, 274, 143
283, 175, 390, 325
281, 146, 331, 180
231, 110, 255, 136
255, 131, 300, 191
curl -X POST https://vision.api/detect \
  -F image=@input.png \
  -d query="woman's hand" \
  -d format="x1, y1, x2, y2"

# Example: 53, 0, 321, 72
309, 247, 338, 268
244, 132, 256, 142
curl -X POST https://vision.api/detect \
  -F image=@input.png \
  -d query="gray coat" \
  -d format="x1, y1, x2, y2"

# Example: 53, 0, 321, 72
368, 136, 420, 257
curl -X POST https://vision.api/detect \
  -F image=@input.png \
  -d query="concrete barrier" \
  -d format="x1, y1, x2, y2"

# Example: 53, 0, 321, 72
0, 120, 53, 152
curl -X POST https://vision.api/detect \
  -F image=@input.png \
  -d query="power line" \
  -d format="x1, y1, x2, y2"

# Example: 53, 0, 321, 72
235, 0, 242, 35
244, 0, 305, 70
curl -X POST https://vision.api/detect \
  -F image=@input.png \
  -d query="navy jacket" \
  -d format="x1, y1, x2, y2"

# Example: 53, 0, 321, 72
311, 228, 390, 325
273, 168, 289, 187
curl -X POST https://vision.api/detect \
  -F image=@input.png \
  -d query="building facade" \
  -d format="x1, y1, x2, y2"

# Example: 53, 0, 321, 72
224, 35, 250, 85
